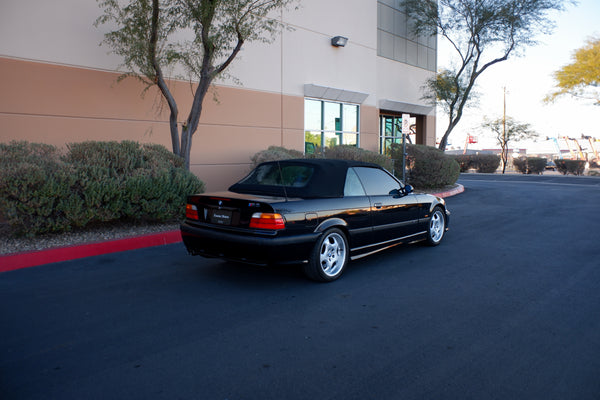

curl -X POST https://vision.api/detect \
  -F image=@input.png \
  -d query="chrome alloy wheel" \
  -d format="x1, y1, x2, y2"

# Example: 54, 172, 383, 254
319, 232, 347, 277
429, 209, 445, 243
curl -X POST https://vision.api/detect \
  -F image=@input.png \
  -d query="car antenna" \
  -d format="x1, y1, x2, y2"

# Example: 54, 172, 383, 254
276, 160, 289, 202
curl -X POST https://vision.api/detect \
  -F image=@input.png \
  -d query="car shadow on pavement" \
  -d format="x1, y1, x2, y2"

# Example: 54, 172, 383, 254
188, 258, 308, 287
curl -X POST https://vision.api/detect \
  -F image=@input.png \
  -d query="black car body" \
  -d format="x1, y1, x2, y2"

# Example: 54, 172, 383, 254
181, 159, 450, 281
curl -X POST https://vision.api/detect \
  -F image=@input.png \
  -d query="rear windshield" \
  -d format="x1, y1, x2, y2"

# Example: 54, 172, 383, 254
237, 164, 314, 188
229, 159, 349, 198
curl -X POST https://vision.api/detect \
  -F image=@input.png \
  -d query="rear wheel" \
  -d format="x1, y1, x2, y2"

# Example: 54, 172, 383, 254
426, 207, 446, 246
304, 228, 349, 282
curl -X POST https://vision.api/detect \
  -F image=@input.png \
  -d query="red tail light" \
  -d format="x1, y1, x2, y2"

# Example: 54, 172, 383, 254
186, 204, 199, 220
249, 213, 285, 230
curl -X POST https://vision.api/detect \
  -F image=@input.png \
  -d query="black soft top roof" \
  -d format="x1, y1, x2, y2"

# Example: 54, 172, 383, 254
228, 158, 383, 198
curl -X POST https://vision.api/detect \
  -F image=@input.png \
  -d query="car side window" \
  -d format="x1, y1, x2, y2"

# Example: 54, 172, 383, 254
344, 168, 366, 197
354, 167, 400, 196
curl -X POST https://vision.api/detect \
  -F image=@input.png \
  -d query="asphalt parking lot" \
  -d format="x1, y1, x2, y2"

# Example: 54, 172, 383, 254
1, 174, 599, 400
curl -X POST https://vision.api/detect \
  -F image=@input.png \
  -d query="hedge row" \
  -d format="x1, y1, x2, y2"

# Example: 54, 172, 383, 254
251, 146, 305, 166
555, 159, 586, 175
251, 145, 459, 189
0, 141, 204, 237
253, 144, 461, 189
251, 145, 394, 171
450, 154, 501, 173
513, 157, 547, 174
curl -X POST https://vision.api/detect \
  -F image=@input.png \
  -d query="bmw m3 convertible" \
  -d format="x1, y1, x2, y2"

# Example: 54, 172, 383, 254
181, 159, 449, 282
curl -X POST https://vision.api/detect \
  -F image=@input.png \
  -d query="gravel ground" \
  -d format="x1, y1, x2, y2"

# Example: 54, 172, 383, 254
0, 222, 179, 255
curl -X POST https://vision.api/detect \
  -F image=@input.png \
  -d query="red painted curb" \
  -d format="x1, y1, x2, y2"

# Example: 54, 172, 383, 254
432, 184, 465, 198
0, 230, 182, 273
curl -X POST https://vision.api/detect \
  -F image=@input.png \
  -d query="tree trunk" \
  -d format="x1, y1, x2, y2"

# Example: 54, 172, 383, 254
438, 133, 450, 151
180, 73, 213, 170
501, 145, 508, 174
438, 119, 458, 151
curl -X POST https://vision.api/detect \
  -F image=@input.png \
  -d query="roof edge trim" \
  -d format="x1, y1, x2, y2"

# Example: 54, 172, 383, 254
379, 99, 434, 116
304, 84, 369, 104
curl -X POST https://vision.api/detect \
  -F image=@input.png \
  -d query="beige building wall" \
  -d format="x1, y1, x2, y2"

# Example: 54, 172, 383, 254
0, 0, 436, 191
0, 57, 305, 190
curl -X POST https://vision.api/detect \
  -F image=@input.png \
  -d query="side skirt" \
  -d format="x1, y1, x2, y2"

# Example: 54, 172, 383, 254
350, 231, 427, 261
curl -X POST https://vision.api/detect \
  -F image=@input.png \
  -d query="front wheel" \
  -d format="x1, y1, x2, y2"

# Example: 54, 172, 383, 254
303, 228, 349, 282
426, 207, 446, 246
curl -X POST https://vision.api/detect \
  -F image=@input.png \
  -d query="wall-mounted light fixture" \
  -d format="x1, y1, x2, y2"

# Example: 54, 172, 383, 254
331, 36, 348, 47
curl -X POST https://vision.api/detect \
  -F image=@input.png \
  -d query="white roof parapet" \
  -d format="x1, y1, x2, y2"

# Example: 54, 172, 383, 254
379, 99, 434, 116
304, 84, 369, 104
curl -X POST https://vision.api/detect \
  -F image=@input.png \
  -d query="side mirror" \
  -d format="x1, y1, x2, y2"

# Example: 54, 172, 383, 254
390, 185, 413, 197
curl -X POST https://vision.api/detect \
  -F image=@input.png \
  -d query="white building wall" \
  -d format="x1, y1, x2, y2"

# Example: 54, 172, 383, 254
1, 0, 431, 111
0, 0, 121, 70
222, 0, 380, 105
377, 56, 434, 106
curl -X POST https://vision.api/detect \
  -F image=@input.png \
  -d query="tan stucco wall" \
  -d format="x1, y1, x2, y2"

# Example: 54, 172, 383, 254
0, 57, 306, 190
0, 58, 174, 148
1, 56, 438, 190
2, 58, 391, 191
360, 106, 380, 152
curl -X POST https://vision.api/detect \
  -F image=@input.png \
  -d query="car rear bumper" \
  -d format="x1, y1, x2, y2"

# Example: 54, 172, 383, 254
180, 222, 319, 265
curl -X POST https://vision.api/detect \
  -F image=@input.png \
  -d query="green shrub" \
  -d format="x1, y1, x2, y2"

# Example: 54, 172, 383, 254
0, 141, 59, 167
555, 159, 586, 175
1, 162, 81, 235
472, 154, 501, 173
526, 157, 547, 174
251, 146, 304, 167
451, 155, 473, 172
513, 158, 527, 174
65, 141, 185, 172
250, 145, 393, 171
0, 141, 204, 237
391, 144, 460, 189
323, 145, 393, 171
450, 154, 500, 173
513, 157, 547, 174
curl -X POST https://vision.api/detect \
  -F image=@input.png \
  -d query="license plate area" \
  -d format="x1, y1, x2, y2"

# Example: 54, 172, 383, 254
208, 208, 239, 226
209, 209, 233, 225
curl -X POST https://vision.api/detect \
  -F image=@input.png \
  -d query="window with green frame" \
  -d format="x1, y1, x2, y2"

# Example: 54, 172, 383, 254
304, 99, 359, 154
380, 115, 404, 156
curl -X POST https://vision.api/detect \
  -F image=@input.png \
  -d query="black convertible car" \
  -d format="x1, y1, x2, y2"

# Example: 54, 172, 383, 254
181, 159, 449, 282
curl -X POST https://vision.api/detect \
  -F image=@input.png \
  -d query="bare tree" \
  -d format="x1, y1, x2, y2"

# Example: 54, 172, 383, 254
482, 116, 538, 174
403, 0, 574, 151
96, 0, 298, 169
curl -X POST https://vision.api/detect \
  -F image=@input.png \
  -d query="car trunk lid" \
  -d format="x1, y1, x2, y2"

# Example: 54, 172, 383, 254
185, 191, 285, 229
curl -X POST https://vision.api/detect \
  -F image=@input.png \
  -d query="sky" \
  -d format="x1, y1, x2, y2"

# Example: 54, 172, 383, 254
436, 0, 600, 155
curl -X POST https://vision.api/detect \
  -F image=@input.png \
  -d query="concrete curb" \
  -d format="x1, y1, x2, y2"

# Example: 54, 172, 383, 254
1, 185, 465, 272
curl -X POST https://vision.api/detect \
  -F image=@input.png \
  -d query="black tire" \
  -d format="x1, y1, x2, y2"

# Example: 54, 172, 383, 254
303, 228, 349, 282
426, 206, 446, 246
